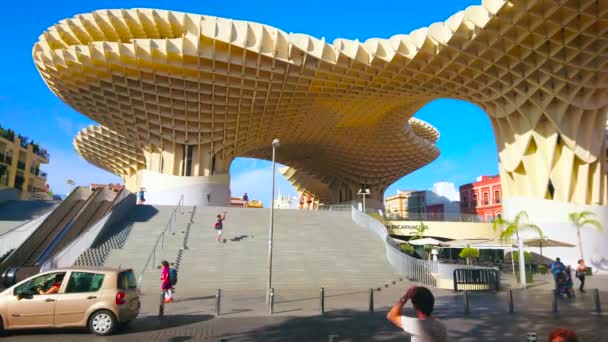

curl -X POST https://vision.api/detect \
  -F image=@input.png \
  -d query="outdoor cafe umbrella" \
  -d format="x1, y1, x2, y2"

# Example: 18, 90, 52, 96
523, 238, 575, 257
408, 237, 443, 246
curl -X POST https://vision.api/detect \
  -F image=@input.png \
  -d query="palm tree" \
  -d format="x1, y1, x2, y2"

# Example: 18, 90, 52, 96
493, 210, 543, 289
414, 222, 428, 239
569, 211, 603, 261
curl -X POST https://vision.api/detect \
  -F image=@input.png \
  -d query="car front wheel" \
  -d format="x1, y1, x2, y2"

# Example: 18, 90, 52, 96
88, 310, 117, 336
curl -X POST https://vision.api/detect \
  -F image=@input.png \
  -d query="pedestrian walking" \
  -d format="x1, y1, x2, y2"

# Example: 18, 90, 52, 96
215, 211, 227, 242
242, 192, 249, 208
160, 260, 173, 303
386, 285, 447, 341
138, 187, 146, 205
551, 257, 565, 290
575, 259, 586, 293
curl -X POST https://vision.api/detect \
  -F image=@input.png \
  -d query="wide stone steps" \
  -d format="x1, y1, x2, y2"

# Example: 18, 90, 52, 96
99, 206, 397, 292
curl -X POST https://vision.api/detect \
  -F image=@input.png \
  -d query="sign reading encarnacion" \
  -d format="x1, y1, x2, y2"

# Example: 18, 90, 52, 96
385, 221, 497, 240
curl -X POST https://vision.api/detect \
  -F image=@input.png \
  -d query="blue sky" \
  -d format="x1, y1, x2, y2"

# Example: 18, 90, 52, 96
0, 0, 497, 205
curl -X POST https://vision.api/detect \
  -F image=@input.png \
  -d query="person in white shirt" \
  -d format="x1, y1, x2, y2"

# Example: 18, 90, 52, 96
386, 285, 447, 342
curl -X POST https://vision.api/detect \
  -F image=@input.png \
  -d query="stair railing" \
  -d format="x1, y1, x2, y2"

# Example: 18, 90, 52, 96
137, 194, 184, 288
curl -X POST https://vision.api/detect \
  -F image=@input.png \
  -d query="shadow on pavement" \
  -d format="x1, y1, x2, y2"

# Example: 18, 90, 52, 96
219, 305, 607, 341
2, 314, 214, 338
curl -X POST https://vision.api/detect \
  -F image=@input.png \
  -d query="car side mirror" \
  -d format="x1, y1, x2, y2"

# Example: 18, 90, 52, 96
15, 289, 34, 300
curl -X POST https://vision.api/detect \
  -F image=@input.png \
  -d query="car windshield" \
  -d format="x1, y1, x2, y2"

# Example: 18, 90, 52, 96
117, 270, 137, 290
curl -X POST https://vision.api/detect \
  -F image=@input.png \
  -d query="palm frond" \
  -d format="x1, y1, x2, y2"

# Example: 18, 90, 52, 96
568, 212, 580, 224
581, 219, 603, 232
520, 223, 544, 239
493, 217, 509, 232
514, 211, 529, 227
499, 225, 518, 242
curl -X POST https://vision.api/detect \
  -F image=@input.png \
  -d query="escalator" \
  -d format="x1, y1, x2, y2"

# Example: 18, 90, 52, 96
0, 187, 121, 287
36, 188, 124, 263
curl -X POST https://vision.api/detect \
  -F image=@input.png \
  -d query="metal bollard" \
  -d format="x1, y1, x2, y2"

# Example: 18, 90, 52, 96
369, 288, 374, 313
159, 291, 165, 317
269, 288, 275, 314
215, 289, 221, 316
508, 289, 514, 313
320, 287, 325, 315
552, 290, 558, 313
464, 290, 470, 315
594, 288, 602, 313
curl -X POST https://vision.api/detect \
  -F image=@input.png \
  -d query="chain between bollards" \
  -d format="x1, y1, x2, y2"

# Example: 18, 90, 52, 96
464, 290, 470, 315
508, 289, 514, 313
158, 291, 165, 317
320, 287, 325, 315
215, 289, 221, 316
594, 288, 602, 313
269, 288, 275, 314
369, 288, 374, 313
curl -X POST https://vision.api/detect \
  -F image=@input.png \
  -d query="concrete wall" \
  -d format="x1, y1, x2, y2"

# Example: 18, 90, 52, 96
134, 169, 230, 207
503, 197, 608, 273
386, 221, 498, 240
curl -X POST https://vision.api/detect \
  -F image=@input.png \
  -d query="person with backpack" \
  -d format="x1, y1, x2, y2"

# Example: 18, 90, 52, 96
160, 260, 173, 303
215, 212, 227, 242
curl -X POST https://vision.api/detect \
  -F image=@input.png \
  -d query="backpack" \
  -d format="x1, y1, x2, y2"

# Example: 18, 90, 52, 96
169, 268, 178, 286
214, 220, 222, 229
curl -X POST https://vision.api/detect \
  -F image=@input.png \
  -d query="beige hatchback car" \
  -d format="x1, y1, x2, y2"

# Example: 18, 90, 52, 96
0, 267, 140, 336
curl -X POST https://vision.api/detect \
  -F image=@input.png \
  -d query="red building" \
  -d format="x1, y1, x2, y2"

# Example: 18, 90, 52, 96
459, 175, 502, 222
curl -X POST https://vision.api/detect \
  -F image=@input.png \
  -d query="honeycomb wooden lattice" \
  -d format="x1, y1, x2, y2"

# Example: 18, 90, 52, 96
34, 0, 608, 205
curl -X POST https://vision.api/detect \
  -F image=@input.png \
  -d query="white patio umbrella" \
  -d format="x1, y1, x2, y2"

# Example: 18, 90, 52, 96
408, 237, 443, 246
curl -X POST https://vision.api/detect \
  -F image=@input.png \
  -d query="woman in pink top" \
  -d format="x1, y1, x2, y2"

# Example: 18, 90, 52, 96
160, 260, 173, 303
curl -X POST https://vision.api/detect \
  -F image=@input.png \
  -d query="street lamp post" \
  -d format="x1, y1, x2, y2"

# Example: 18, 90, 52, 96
357, 188, 370, 213
66, 178, 75, 196
267, 138, 280, 304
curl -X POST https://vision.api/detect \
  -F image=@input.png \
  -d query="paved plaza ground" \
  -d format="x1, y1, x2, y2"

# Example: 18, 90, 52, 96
2, 274, 608, 341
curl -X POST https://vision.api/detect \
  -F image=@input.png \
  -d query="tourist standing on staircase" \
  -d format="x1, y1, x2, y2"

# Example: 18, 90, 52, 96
215, 212, 227, 242
160, 260, 173, 303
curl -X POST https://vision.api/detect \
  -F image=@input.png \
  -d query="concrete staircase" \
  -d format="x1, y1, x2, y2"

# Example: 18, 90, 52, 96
102, 205, 194, 277
132, 207, 397, 292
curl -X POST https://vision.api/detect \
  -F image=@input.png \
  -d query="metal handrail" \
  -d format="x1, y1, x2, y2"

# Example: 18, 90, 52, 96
137, 195, 184, 287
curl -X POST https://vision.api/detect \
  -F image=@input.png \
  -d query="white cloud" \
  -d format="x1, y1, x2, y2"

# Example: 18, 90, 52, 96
432, 181, 460, 201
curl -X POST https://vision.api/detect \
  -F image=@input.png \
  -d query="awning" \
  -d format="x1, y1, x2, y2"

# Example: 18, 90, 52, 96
523, 238, 575, 248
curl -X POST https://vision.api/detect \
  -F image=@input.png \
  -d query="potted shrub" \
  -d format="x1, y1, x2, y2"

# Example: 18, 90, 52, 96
399, 243, 414, 256
459, 247, 480, 265
537, 264, 548, 275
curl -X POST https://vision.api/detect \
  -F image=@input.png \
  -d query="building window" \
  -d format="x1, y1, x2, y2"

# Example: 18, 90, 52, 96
494, 190, 501, 203
486, 215, 493, 222
496, 213, 502, 220
483, 192, 489, 205
472, 194, 477, 207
